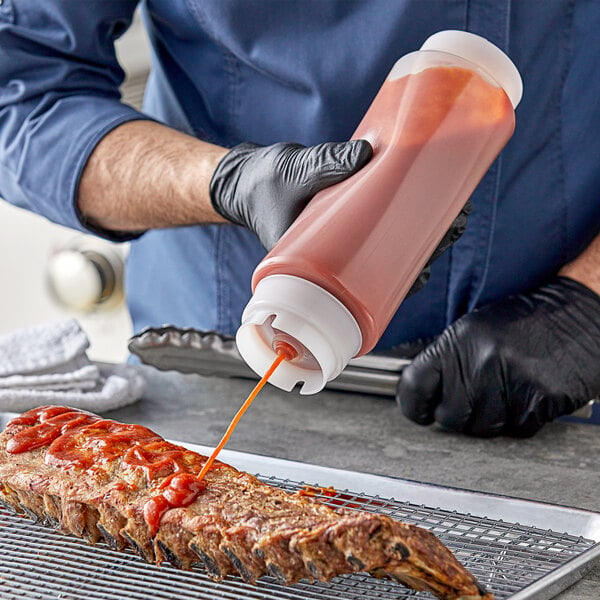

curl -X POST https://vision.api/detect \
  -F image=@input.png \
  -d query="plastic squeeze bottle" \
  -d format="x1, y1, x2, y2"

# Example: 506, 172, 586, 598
236, 30, 523, 394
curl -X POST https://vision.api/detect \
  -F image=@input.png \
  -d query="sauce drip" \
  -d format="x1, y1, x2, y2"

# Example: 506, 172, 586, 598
144, 472, 206, 537
5, 343, 296, 537
297, 485, 384, 510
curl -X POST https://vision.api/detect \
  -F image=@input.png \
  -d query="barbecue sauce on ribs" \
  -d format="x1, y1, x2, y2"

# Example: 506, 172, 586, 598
6, 406, 215, 535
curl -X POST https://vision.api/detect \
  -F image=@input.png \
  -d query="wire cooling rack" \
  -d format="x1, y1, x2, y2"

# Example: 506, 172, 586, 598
0, 445, 598, 600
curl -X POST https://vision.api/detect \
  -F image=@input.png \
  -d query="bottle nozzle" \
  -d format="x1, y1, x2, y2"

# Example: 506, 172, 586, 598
237, 274, 362, 394
273, 339, 299, 361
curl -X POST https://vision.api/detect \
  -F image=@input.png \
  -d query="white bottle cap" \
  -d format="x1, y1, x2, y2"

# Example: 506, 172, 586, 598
236, 274, 362, 395
420, 30, 523, 108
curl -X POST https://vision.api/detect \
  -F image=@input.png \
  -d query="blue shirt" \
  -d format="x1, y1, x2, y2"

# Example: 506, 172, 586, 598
1, 1, 599, 349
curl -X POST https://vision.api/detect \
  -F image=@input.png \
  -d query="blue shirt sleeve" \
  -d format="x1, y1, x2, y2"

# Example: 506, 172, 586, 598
0, 0, 148, 240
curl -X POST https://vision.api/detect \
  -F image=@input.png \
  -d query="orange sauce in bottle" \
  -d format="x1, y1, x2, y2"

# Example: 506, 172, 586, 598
254, 65, 515, 355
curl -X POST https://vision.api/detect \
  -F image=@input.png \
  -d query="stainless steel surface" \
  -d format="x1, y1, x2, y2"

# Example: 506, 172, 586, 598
129, 326, 410, 396
1, 443, 598, 600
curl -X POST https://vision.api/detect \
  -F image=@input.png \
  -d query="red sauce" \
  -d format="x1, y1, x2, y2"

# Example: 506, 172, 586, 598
143, 495, 171, 537
297, 485, 337, 498
44, 420, 163, 471
144, 473, 206, 536
7, 405, 75, 427
124, 441, 197, 480
6, 406, 198, 477
195, 345, 295, 485
297, 485, 385, 510
6, 409, 100, 454
6, 407, 211, 534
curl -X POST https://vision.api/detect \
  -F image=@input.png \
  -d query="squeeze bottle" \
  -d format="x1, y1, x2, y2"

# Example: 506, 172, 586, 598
236, 30, 523, 394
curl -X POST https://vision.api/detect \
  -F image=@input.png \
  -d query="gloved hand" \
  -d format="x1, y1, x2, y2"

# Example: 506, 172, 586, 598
210, 140, 373, 250
397, 276, 600, 437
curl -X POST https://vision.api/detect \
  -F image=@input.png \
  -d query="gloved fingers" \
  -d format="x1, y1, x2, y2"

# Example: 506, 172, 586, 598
432, 391, 473, 433
396, 344, 445, 425
403, 198, 472, 299
398, 336, 514, 437
504, 389, 554, 437
429, 354, 474, 433
462, 389, 508, 437
507, 387, 579, 438
290, 139, 373, 193
431, 367, 522, 437
405, 198, 471, 297
406, 265, 430, 297
448, 352, 510, 437
428, 198, 473, 264
210, 139, 373, 250
258, 140, 372, 248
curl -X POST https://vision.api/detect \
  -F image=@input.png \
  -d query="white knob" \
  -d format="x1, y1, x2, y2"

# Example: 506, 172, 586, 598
46, 242, 125, 312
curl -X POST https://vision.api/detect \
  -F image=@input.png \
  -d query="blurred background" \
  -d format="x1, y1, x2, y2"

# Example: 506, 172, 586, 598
0, 11, 151, 362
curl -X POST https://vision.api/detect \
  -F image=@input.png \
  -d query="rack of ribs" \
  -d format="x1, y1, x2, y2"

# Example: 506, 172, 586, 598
0, 406, 492, 600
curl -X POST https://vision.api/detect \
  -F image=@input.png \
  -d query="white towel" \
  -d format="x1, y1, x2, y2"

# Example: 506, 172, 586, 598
0, 318, 89, 377
0, 319, 144, 413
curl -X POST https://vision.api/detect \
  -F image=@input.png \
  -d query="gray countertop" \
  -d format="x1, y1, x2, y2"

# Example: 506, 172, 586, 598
106, 364, 600, 600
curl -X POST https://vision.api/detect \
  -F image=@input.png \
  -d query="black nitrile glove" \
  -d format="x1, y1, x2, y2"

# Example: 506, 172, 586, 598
397, 277, 600, 437
210, 140, 373, 250
409, 198, 473, 295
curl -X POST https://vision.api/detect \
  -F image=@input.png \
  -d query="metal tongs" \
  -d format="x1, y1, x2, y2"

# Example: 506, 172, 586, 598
129, 326, 598, 419
128, 326, 410, 397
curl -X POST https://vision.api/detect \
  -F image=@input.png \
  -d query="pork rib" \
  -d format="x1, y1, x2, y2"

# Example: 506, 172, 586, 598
0, 406, 492, 600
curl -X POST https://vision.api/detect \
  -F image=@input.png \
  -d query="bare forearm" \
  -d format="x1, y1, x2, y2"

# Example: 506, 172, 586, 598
77, 120, 229, 233
559, 231, 600, 295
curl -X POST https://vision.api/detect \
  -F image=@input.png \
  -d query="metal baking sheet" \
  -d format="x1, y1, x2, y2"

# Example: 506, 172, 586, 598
0, 440, 598, 600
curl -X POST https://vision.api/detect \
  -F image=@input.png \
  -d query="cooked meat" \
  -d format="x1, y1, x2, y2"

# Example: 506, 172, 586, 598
0, 406, 492, 600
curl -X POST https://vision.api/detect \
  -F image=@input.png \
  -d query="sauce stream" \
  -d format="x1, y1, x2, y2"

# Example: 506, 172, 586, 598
144, 347, 292, 534
196, 343, 295, 484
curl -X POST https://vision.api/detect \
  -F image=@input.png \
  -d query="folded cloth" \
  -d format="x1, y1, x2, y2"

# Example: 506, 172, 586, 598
0, 319, 144, 413
0, 318, 89, 377
0, 364, 99, 391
